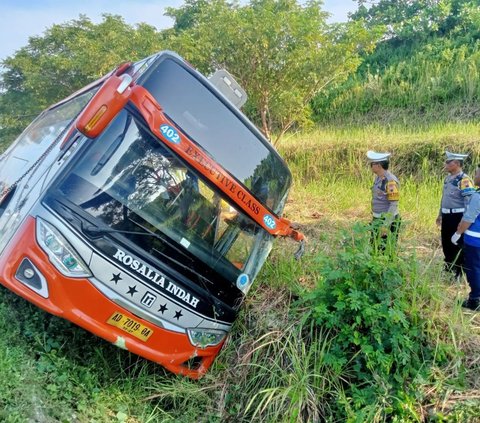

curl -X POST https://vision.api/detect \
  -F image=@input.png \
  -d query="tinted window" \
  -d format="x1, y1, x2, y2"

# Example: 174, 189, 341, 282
139, 58, 291, 213
57, 110, 273, 282
0, 90, 95, 192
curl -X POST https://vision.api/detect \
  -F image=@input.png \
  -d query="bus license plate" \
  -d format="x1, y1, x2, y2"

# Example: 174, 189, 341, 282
107, 311, 154, 342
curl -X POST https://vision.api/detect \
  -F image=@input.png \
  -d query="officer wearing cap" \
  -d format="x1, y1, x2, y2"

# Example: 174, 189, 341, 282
436, 151, 475, 277
367, 151, 401, 247
450, 165, 480, 311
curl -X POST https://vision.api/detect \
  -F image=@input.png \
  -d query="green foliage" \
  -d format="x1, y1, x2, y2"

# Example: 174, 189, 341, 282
214, 279, 344, 422
242, 323, 339, 422
165, 0, 211, 32
280, 124, 480, 185
354, 0, 480, 41
312, 38, 480, 122
353, 0, 453, 41
0, 14, 162, 148
314, 0, 480, 125
303, 223, 452, 420
165, 0, 380, 143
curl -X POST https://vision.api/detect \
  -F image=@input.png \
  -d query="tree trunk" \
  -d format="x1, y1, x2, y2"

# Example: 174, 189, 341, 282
273, 121, 294, 147
260, 98, 271, 142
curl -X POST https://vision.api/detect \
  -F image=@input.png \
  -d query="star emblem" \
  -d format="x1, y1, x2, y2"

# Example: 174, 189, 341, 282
158, 304, 168, 314
110, 273, 122, 284
173, 310, 183, 320
126, 285, 138, 296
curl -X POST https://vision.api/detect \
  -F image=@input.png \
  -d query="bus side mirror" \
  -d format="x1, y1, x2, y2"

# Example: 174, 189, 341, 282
76, 73, 133, 139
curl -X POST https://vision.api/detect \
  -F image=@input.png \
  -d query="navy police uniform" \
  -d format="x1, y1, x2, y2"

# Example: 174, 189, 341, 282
438, 151, 475, 276
457, 190, 480, 310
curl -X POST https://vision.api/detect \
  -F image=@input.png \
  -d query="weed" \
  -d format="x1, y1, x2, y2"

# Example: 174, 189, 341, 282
303, 223, 456, 421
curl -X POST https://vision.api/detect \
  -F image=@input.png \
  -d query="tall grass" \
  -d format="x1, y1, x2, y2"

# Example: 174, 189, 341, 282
312, 40, 480, 124
242, 325, 338, 422
279, 122, 480, 181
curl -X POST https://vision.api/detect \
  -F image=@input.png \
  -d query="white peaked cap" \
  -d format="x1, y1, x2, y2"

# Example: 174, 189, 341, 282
366, 150, 391, 162
445, 151, 469, 161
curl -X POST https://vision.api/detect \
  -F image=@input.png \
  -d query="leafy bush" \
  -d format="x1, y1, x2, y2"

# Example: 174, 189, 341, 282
303, 223, 451, 421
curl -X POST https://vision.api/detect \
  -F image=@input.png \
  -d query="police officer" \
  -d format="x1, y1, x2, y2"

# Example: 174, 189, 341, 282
436, 151, 475, 277
451, 165, 480, 311
367, 151, 401, 247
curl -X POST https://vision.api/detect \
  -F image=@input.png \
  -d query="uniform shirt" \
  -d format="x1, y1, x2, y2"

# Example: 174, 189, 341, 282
372, 170, 400, 215
462, 191, 480, 247
440, 172, 475, 211
463, 192, 480, 223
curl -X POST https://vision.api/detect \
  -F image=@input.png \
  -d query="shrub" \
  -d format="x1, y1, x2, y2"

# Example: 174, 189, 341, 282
303, 223, 450, 421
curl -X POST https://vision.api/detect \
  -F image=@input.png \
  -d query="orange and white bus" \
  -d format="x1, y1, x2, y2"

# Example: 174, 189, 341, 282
0, 51, 304, 378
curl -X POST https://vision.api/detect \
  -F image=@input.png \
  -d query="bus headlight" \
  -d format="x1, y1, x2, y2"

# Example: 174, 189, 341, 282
187, 328, 227, 348
36, 217, 91, 278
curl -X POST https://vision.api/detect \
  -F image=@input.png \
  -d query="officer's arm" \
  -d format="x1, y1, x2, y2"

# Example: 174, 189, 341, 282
384, 202, 398, 225
460, 176, 475, 207
456, 195, 480, 235
384, 180, 400, 226
456, 219, 473, 235
439, 176, 447, 213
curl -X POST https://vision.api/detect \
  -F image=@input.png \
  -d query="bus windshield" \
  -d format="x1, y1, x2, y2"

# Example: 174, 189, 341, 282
56, 109, 273, 282
138, 57, 291, 214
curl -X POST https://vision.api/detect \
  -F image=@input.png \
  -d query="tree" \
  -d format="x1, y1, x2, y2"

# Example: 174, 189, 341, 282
314, 0, 480, 123
0, 14, 162, 148
352, 0, 478, 41
0, 3, 381, 148
165, 0, 380, 144
166, 0, 211, 32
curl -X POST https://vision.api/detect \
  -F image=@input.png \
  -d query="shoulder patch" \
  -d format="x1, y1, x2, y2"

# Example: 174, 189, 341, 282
460, 177, 475, 196
460, 177, 473, 189
386, 180, 400, 201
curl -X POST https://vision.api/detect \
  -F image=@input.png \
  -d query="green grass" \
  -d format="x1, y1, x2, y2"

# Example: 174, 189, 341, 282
312, 38, 480, 125
279, 121, 480, 180
2, 123, 480, 420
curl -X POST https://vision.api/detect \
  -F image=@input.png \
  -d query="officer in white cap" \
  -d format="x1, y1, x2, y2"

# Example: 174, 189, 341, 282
436, 151, 475, 277
367, 151, 401, 248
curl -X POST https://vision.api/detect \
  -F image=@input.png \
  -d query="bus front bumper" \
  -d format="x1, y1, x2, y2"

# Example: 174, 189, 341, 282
0, 216, 224, 379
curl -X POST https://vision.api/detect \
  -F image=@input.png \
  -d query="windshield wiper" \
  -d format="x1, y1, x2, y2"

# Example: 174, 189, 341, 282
151, 247, 214, 286
81, 222, 193, 263
91, 115, 132, 176
82, 222, 218, 297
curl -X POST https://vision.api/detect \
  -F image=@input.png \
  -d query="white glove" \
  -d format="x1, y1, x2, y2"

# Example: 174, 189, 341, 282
451, 232, 461, 245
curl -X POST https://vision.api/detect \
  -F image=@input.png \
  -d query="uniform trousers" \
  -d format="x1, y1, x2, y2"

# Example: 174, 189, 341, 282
371, 216, 401, 250
441, 212, 464, 275
464, 244, 480, 299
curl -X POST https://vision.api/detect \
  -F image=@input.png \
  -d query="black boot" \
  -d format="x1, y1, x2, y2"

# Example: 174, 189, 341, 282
461, 298, 480, 311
